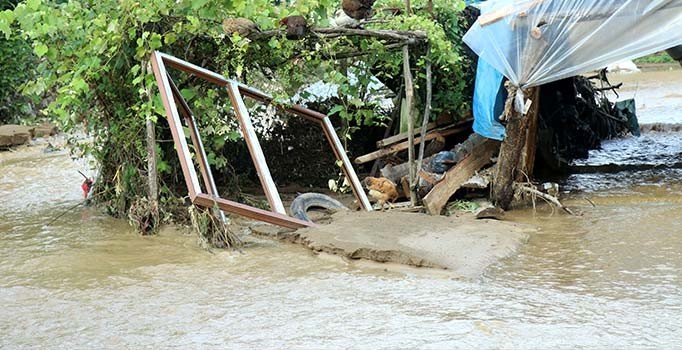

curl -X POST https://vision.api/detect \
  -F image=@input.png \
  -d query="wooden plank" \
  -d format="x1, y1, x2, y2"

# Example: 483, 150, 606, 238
226, 81, 286, 215
168, 75, 228, 223
321, 117, 373, 211
423, 139, 500, 215
479, 0, 546, 26
354, 125, 468, 165
193, 194, 314, 229
150, 52, 201, 199
376, 121, 438, 148
379, 118, 473, 148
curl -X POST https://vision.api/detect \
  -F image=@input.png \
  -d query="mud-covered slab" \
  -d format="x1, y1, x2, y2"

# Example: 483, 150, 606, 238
253, 211, 533, 278
0, 125, 34, 147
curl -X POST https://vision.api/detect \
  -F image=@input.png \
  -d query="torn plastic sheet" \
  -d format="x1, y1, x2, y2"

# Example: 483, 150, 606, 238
463, 0, 682, 89
473, 58, 507, 140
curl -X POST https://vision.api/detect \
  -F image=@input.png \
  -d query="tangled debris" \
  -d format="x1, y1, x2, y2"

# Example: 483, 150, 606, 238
128, 197, 160, 235
536, 74, 637, 173
188, 205, 243, 249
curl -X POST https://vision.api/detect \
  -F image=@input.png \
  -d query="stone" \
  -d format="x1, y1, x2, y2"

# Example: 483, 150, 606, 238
33, 123, 58, 137
0, 125, 34, 147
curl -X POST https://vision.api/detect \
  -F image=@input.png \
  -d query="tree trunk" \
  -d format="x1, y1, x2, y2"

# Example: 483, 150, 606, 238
519, 87, 541, 180
146, 118, 158, 205
423, 139, 500, 215
402, 45, 417, 206
492, 87, 540, 209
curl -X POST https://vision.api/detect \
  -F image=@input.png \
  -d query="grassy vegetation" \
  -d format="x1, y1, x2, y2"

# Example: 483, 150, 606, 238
634, 52, 675, 64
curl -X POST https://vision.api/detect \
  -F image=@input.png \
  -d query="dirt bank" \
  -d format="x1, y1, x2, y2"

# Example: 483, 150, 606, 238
252, 211, 534, 278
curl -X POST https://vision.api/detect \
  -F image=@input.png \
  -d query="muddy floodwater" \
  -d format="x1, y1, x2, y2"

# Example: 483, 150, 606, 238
2, 68, 682, 349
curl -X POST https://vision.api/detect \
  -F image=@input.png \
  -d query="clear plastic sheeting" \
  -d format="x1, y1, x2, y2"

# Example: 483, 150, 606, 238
463, 0, 682, 89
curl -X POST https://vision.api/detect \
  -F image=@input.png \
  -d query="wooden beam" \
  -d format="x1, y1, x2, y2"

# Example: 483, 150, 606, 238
194, 194, 314, 229
355, 125, 468, 165
403, 45, 418, 206
149, 52, 201, 199
320, 117, 373, 211
376, 122, 438, 148
378, 118, 472, 148
519, 87, 541, 180
226, 81, 286, 215
423, 139, 500, 215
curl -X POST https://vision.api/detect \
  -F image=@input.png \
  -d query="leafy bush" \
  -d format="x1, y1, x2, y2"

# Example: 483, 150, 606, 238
5, 0, 471, 219
0, 0, 35, 123
634, 52, 675, 64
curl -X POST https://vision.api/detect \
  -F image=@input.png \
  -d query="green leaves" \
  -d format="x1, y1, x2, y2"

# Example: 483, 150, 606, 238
33, 41, 47, 56
149, 33, 162, 50
71, 76, 88, 93
25, 0, 40, 11
0, 10, 14, 39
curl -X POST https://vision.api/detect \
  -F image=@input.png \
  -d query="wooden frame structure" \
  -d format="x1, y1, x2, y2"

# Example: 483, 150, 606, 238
150, 51, 372, 229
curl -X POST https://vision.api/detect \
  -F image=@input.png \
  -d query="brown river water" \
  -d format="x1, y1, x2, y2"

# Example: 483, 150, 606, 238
1, 68, 682, 349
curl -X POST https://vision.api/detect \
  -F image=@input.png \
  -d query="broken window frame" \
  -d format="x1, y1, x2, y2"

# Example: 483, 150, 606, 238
149, 51, 372, 229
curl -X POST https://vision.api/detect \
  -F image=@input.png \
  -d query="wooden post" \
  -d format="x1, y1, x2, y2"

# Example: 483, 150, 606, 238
402, 45, 417, 206
145, 118, 158, 204
520, 87, 541, 180
416, 49, 432, 178
143, 61, 159, 208
492, 87, 540, 209
226, 81, 287, 215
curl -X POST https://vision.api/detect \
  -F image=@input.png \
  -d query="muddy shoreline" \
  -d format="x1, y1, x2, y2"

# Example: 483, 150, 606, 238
251, 211, 534, 278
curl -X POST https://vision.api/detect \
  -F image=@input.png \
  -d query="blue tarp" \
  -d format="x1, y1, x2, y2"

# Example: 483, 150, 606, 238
472, 59, 506, 141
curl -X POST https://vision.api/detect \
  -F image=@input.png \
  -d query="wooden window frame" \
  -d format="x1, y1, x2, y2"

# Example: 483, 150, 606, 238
150, 51, 372, 229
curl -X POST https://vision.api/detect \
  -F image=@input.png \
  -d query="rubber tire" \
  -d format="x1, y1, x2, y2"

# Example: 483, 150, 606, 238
290, 193, 348, 222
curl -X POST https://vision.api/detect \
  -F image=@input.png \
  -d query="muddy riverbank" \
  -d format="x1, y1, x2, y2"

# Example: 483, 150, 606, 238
253, 211, 533, 278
